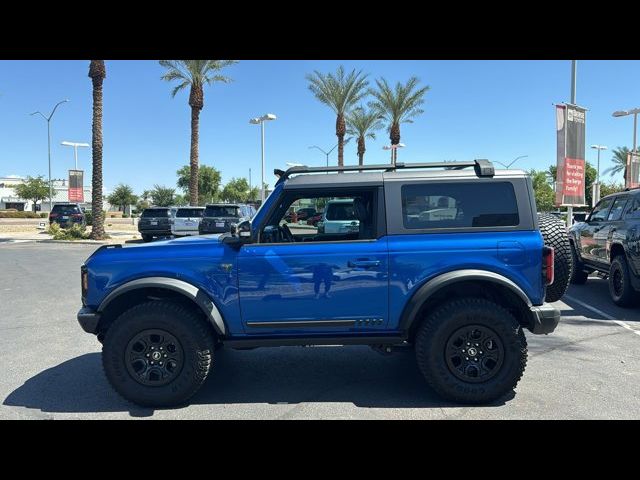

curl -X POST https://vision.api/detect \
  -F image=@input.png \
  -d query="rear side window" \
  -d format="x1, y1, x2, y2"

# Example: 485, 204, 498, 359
625, 198, 640, 219
607, 197, 627, 221
52, 205, 81, 215
142, 209, 169, 218
176, 208, 204, 218
401, 182, 519, 229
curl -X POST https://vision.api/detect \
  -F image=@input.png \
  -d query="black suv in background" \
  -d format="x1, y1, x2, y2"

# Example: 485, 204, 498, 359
138, 207, 173, 242
199, 203, 255, 234
569, 188, 640, 306
49, 203, 85, 228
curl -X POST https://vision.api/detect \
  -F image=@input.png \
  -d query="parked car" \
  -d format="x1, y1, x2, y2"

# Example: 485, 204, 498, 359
568, 188, 640, 306
317, 199, 359, 234
171, 206, 205, 237
77, 159, 570, 407
199, 203, 255, 234
49, 203, 85, 228
285, 207, 316, 223
138, 207, 173, 242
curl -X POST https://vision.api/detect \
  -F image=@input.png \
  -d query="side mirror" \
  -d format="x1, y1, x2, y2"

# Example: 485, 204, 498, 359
237, 220, 252, 239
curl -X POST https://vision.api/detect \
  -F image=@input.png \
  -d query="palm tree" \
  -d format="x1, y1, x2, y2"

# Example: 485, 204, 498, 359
369, 77, 430, 164
604, 146, 631, 181
88, 60, 106, 240
346, 107, 383, 167
306, 66, 369, 168
159, 60, 237, 205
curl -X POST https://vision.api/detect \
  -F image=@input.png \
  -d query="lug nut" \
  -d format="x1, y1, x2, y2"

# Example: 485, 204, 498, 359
159, 362, 163, 366
465, 357, 469, 361
146, 354, 150, 357
479, 351, 483, 354
462, 349, 466, 353
163, 354, 167, 358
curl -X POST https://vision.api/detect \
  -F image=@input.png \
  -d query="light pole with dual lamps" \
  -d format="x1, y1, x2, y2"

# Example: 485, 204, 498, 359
383, 143, 405, 165
249, 113, 277, 204
61, 141, 90, 170
495, 155, 528, 169
30, 99, 69, 211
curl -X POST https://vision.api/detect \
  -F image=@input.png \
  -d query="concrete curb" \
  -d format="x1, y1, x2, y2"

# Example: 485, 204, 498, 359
36, 239, 122, 245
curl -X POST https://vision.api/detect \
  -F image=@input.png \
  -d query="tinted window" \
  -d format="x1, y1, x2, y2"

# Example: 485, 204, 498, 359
52, 204, 81, 215
401, 182, 519, 229
608, 197, 628, 221
176, 208, 204, 218
589, 197, 614, 222
204, 205, 240, 217
142, 209, 169, 218
325, 202, 356, 221
626, 198, 640, 219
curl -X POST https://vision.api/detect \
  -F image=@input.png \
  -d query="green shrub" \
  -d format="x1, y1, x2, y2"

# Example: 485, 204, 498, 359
0, 211, 43, 218
85, 211, 93, 224
46, 222, 90, 240
40, 213, 48, 218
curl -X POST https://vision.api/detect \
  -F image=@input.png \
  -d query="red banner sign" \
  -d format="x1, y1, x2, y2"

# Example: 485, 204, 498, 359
68, 170, 84, 202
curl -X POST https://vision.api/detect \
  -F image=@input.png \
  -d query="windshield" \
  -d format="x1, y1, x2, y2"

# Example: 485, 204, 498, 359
142, 209, 170, 218
176, 208, 204, 218
325, 202, 356, 221
204, 206, 240, 217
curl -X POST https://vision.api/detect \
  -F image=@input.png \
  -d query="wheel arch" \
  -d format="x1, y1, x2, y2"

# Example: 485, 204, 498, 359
96, 277, 226, 338
399, 270, 534, 341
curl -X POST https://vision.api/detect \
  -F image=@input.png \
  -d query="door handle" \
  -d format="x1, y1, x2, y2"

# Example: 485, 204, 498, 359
348, 259, 381, 268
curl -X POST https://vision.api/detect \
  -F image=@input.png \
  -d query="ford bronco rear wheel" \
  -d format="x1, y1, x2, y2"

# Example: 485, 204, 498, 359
538, 213, 572, 302
415, 298, 527, 404
102, 300, 215, 407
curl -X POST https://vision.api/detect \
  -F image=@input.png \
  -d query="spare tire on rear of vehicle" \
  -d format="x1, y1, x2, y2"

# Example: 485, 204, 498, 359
538, 213, 572, 303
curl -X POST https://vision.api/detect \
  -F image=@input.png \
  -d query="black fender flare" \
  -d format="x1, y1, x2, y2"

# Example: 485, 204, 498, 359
398, 269, 533, 332
98, 277, 226, 336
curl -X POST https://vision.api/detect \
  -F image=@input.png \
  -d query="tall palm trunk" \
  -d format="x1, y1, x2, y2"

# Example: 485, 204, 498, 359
336, 114, 346, 168
89, 60, 106, 240
357, 136, 365, 166
390, 122, 401, 165
189, 106, 200, 205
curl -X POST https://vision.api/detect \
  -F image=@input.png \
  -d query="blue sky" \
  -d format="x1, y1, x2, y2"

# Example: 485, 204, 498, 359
1, 60, 639, 194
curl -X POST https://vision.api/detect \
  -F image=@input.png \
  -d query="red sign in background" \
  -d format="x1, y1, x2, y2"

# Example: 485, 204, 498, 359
561, 157, 585, 199
68, 170, 84, 203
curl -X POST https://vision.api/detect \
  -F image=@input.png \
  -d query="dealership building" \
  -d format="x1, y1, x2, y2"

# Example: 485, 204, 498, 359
0, 176, 95, 212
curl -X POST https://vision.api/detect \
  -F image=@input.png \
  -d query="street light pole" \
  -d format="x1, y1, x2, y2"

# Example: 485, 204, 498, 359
61, 141, 90, 170
590, 145, 607, 205
249, 113, 277, 204
31, 99, 69, 211
612, 107, 640, 186
495, 155, 529, 169
382, 143, 405, 165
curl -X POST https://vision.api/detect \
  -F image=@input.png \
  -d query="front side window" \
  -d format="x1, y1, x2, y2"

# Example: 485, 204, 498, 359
401, 182, 519, 230
261, 191, 375, 244
589, 197, 615, 222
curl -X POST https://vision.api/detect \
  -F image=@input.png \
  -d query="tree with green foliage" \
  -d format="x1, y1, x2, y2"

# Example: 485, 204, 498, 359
603, 146, 631, 181
221, 177, 251, 203
149, 185, 175, 207
584, 162, 597, 207
12, 176, 51, 212
306, 66, 369, 168
529, 170, 556, 211
346, 106, 383, 166
160, 60, 238, 205
106, 184, 138, 212
176, 164, 221, 205
368, 76, 429, 164
600, 182, 626, 198
173, 194, 189, 206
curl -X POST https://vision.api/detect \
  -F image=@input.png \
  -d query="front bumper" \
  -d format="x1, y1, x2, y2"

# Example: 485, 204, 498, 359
77, 307, 100, 334
530, 303, 560, 335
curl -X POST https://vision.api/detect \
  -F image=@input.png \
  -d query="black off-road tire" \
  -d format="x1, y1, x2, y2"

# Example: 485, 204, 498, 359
609, 255, 637, 307
570, 242, 589, 285
141, 234, 153, 242
415, 298, 527, 404
538, 213, 572, 302
102, 300, 215, 407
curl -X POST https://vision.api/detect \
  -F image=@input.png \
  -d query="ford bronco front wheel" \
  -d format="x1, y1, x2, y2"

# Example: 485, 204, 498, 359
415, 298, 527, 404
102, 300, 215, 407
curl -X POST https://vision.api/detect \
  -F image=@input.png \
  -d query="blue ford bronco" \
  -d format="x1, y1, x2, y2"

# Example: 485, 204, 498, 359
77, 161, 571, 407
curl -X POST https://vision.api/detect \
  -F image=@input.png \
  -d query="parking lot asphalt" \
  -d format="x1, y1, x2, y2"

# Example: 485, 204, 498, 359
1, 241, 639, 419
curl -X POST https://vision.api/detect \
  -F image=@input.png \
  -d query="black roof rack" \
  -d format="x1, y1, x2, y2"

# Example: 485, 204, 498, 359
274, 159, 494, 184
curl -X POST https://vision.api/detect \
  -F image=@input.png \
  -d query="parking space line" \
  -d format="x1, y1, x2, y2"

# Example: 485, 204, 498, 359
564, 295, 640, 337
